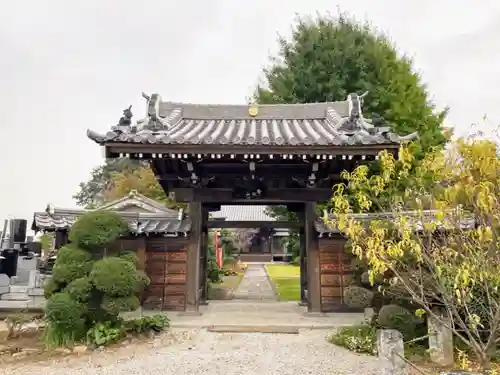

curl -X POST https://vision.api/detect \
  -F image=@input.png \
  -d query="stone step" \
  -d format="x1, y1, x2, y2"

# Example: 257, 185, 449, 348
1, 293, 30, 301
27, 288, 44, 296
10, 285, 29, 294
0, 300, 30, 309
207, 325, 299, 334
206, 301, 305, 314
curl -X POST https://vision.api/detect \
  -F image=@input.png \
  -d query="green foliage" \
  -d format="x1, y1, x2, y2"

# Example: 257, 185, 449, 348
39, 233, 54, 250
343, 286, 374, 309
44, 277, 61, 299
377, 304, 412, 327
43, 211, 151, 348
44, 292, 86, 346
90, 257, 141, 297
290, 256, 300, 266
329, 324, 377, 355
377, 304, 424, 340
51, 246, 93, 285
254, 13, 446, 155
86, 320, 125, 347
73, 158, 143, 208
69, 211, 129, 250
258, 13, 447, 219
124, 314, 170, 335
101, 295, 140, 316
64, 277, 93, 303
118, 251, 139, 267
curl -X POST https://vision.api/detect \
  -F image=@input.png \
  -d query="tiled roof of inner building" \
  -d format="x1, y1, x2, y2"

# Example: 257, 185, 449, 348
87, 93, 418, 148
32, 211, 191, 234
210, 205, 277, 222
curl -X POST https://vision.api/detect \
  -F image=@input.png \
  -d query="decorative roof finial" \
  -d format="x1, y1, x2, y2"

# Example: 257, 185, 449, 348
117, 105, 133, 127
136, 92, 169, 131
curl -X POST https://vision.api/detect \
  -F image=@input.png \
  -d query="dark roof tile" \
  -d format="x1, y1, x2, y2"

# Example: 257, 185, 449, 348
87, 93, 418, 148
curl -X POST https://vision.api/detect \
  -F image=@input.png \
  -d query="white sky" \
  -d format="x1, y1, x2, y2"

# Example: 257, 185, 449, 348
1, 0, 499, 225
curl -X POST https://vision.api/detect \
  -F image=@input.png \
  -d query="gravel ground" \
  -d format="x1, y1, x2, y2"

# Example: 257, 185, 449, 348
0, 329, 381, 375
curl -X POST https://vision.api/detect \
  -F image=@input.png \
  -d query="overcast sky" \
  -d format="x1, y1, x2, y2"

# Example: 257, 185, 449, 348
0, 0, 499, 226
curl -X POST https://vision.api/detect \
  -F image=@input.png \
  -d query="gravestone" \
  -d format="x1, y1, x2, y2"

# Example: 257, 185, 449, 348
377, 329, 407, 375
429, 310, 454, 367
0, 274, 9, 294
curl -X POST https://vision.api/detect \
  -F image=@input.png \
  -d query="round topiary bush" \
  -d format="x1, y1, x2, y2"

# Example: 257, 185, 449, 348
377, 304, 423, 340
118, 251, 139, 267
51, 246, 93, 285
343, 286, 374, 309
64, 277, 93, 303
377, 304, 413, 328
90, 257, 141, 297
101, 295, 140, 316
68, 211, 130, 250
44, 277, 60, 299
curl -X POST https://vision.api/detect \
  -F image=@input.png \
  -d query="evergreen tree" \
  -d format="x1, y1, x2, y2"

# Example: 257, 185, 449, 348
254, 13, 447, 219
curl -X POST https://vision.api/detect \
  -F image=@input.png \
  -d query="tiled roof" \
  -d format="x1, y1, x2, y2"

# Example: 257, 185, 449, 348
97, 190, 178, 215
210, 205, 276, 221
32, 211, 191, 234
87, 93, 418, 148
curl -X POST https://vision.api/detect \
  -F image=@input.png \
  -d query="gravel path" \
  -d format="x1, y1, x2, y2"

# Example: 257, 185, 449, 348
1, 329, 381, 375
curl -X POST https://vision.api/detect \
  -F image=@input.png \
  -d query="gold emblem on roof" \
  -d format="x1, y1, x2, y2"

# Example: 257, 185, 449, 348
248, 106, 259, 117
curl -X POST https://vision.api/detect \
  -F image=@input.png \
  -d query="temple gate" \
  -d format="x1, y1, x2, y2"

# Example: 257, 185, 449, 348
87, 92, 416, 313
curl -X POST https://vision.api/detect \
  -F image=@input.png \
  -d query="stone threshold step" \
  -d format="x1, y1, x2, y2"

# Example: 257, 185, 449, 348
169, 322, 340, 330
207, 325, 299, 334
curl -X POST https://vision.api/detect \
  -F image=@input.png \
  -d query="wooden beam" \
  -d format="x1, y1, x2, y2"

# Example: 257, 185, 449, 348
297, 208, 308, 305
106, 143, 397, 156
171, 188, 333, 203
305, 202, 321, 313
185, 202, 202, 314
207, 220, 299, 229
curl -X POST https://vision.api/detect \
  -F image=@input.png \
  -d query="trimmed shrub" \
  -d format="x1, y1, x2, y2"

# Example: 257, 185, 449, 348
43, 211, 152, 348
343, 286, 374, 309
64, 277, 93, 303
118, 251, 139, 266
44, 292, 86, 346
101, 295, 140, 316
91, 257, 140, 297
51, 246, 93, 285
69, 211, 129, 250
377, 304, 412, 327
377, 304, 423, 340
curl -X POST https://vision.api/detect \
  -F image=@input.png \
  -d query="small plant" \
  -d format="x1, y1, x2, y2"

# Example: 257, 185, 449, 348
5, 311, 34, 339
125, 314, 170, 335
329, 324, 377, 355
86, 321, 125, 347
377, 304, 423, 340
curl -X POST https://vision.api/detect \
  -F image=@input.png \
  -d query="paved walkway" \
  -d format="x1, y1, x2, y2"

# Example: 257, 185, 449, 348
233, 264, 277, 300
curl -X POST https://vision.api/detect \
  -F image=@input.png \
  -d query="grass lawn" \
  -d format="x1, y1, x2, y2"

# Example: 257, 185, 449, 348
265, 264, 301, 301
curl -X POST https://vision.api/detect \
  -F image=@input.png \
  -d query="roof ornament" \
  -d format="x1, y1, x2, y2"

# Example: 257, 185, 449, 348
343, 91, 373, 132
136, 92, 168, 131
111, 105, 133, 133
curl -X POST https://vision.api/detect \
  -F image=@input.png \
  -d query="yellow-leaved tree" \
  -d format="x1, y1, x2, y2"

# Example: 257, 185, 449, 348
330, 135, 500, 370
104, 166, 184, 210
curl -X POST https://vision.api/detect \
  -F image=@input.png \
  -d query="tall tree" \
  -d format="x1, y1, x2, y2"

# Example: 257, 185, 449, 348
74, 158, 143, 208
254, 13, 447, 219
104, 166, 182, 209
